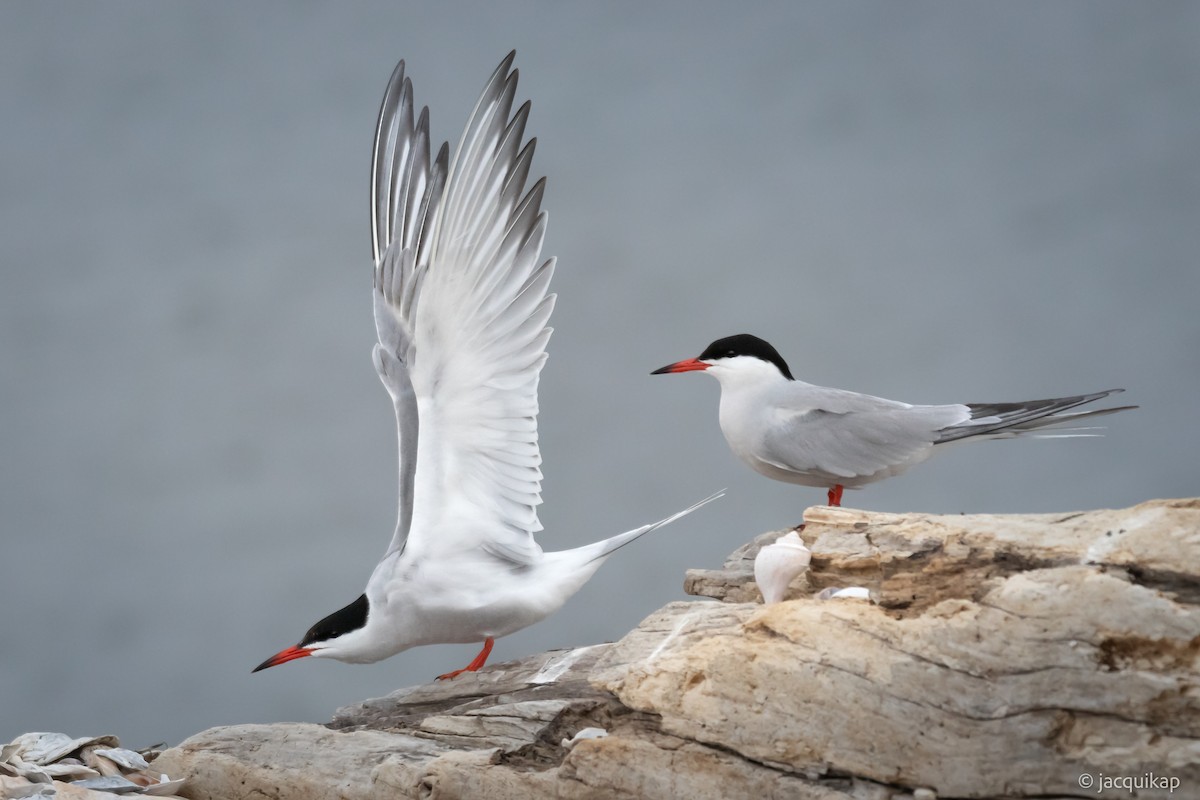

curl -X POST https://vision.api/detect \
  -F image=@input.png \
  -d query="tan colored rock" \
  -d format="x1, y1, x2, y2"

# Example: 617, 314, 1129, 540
155, 641, 855, 800
601, 566, 1200, 799
687, 498, 1200, 610
560, 735, 855, 799
152, 499, 1199, 800
153, 723, 450, 800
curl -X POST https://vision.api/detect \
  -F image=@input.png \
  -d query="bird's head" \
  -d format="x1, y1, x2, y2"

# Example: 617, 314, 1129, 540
252, 593, 370, 672
651, 333, 794, 384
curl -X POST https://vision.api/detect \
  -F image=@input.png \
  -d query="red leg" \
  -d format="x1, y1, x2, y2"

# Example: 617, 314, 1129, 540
827, 484, 844, 507
436, 637, 495, 680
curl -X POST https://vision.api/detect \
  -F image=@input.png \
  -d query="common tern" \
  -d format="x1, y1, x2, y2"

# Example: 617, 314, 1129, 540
254, 53, 720, 679
652, 333, 1134, 507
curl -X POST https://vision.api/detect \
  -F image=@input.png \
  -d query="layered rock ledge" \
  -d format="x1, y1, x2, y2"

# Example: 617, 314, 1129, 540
155, 498, 1199, 799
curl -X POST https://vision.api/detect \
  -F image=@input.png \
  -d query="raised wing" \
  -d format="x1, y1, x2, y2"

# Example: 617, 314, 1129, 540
371, 52, 555, 562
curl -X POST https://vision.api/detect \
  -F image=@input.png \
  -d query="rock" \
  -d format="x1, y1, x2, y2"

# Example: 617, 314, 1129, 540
603, 568, 1200, 798
687, 498, 1200, 609
156, 631, 859, 799
684, 528, 802, 602
152, 499, 1200, 799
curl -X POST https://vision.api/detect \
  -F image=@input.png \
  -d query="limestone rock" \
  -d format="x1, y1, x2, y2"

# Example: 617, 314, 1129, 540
156, 642, 856, 799
602, 568, 1200, 798
152, 499, 1199, 800
687, 498, 1200, 610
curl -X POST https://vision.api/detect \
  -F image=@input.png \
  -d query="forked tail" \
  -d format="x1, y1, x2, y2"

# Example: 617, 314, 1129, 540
936, 389, 1136, 444
546, 490, 725, 571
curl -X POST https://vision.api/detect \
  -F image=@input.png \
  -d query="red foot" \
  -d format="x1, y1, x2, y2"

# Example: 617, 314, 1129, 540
827, 484, 844, 507
436, 637, 495, 680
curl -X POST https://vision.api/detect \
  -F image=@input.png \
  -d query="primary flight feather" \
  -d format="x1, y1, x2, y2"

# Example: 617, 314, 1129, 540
254, 53, 719, 679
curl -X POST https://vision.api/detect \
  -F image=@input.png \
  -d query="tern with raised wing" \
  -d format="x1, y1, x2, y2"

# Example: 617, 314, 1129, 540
254, 53, 719, 679
652, 333, 1133, 507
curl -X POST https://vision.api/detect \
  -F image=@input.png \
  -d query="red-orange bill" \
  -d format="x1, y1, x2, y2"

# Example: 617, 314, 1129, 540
650, 358, 709, 375
252, 645, 312, 673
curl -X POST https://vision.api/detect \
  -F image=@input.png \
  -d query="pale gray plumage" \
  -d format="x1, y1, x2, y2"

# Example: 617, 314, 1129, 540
653, 333, 1135, 500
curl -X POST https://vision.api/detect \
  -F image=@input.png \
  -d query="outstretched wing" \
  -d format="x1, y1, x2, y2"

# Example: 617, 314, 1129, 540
371, 52, 555, 563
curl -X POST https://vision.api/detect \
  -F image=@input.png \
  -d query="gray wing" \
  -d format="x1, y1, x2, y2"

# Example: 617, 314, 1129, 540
371, 53, 555, 563
371, 60, 447, 268
373, 251, 421, 558
370, 59, 448, 557
758, 384, 968, 482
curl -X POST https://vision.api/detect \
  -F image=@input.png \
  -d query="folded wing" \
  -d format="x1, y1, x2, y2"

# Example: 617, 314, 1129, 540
760, 385, 964, 482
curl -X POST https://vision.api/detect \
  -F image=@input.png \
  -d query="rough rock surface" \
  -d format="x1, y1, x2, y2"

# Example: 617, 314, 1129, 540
154, 498, 1199, 799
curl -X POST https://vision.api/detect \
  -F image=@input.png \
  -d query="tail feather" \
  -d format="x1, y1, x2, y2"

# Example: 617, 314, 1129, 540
523, 490, 725, 636
997, 404, 1137, 433
936, 389, 1135, 444
573, 490, 725, 565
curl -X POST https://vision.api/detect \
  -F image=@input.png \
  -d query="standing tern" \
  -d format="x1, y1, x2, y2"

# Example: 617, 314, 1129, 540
254, 53, 720, 679
652, 333, 1134, 507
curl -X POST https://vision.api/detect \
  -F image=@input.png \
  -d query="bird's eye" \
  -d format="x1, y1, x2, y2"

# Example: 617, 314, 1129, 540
726, 350, 736, 357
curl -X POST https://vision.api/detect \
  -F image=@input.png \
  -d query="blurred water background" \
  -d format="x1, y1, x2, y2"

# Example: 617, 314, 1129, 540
2, 2, 1197, 747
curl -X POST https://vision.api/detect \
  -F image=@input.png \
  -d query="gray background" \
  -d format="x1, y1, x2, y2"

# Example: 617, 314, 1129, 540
3, 2, 1197, 747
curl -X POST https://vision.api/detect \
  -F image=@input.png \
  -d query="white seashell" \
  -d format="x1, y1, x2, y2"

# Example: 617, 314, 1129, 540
143, 777, 188, 796
88, 755, 124, 777
7, 733, 119, 766
125, 771, 155, 787
80, 746, 128, 776
39, 760, 101, 780
753, 531, 812, 604
94, 747, 149, 772
560, 727, 608, 750
70, 775, 144, 794
7, 760, 53, 784
815, 586, 872, 601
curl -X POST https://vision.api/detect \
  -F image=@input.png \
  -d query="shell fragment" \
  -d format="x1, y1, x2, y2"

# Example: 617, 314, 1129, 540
753, 531, 813, 604
1, 733, 184, 797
